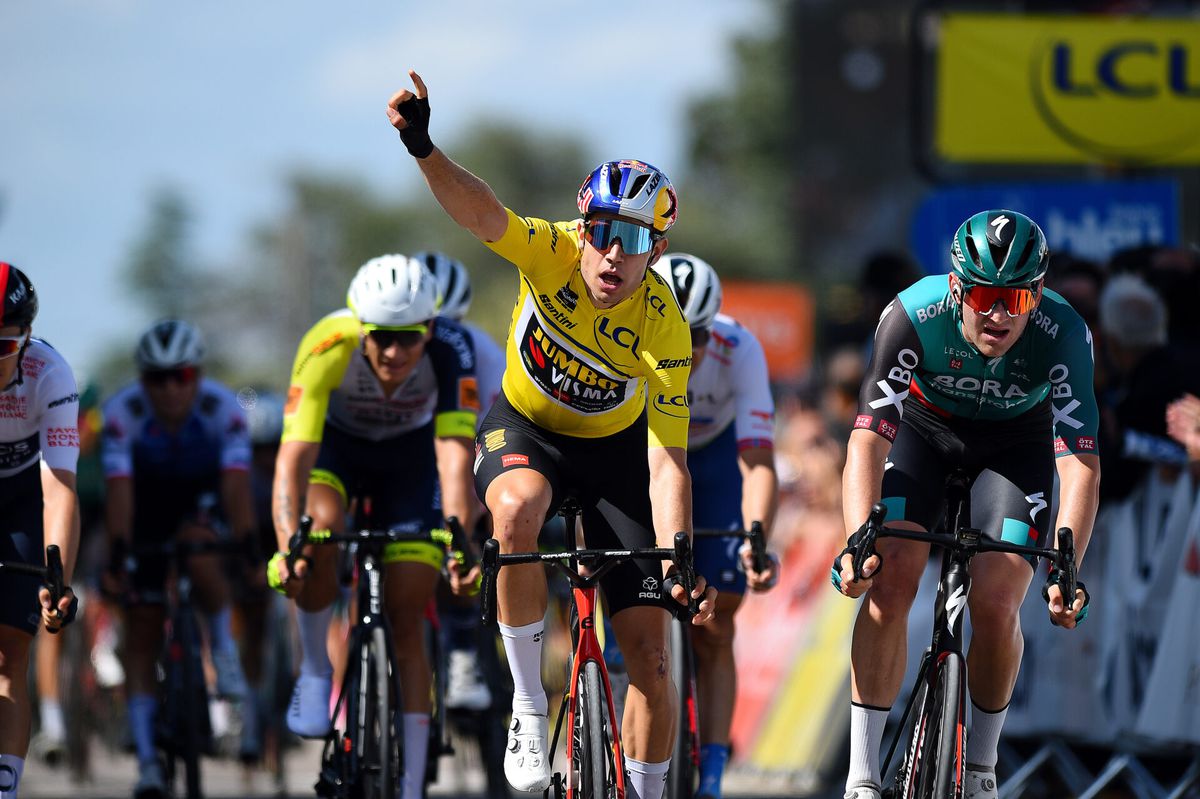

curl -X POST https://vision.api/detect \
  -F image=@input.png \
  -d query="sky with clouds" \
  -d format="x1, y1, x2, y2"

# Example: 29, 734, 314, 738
0, 1, 771, 381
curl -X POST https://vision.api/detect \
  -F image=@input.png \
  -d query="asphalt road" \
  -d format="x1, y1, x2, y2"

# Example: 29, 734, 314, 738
21, 739, 810, 798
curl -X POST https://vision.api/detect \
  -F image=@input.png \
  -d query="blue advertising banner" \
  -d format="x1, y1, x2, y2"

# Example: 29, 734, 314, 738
910, 180, 1180, 274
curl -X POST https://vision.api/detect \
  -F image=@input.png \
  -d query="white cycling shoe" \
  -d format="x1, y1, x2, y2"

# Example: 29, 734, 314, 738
965, 764, 999, 799
505, 713, 551, 793
445, 649, 492, 711
843, 782, 882, 799
286, 673, 333, 738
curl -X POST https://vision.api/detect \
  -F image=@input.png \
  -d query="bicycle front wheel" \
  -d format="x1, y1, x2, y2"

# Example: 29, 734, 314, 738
667, 618, 698, 799
899, 653, 966, 799
575, 660, 617, 799
359, 626, 397, 799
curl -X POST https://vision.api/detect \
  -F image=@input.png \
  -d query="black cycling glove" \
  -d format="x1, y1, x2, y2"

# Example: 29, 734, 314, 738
394, 95, 434, 158
1042, 570, 1091, 626
830, 522, 883, 591
44, 586, 79, 633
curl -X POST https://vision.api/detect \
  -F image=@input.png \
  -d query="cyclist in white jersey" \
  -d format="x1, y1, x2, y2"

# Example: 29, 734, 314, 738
102, 319, 256, 799
0, 263, 81, 799
416, 250, 507, 713
651, 254, 779, 799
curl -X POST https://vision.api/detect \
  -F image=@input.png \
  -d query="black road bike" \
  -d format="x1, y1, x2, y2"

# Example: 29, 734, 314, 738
841, 469, 1083, 799
666, 524, 767, 799
127, 539, 250, 799
286, 515, 474, 799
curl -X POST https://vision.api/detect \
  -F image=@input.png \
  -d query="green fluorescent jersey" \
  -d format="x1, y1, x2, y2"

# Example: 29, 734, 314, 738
855, 275, 1100, 456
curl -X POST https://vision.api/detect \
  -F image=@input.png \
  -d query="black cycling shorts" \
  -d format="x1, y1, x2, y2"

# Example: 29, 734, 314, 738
0, 464, 45, 635
879, 397, 1055, 565
474, 391, 666, 617
311, 420, 443, 532
128, 468, 223, 601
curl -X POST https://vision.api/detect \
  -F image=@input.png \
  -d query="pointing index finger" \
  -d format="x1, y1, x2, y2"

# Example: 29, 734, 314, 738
408, 69, 428, 99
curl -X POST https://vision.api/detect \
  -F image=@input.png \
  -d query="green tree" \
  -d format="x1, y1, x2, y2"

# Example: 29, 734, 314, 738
123, 187, 201, 317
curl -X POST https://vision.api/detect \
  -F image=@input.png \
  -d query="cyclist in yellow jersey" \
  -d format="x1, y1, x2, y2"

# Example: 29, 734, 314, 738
267, 255, 480, 799
388, 70, 717, 799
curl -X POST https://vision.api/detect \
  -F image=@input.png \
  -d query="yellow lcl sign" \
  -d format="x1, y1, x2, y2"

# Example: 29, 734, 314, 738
936, 15, 1200, 165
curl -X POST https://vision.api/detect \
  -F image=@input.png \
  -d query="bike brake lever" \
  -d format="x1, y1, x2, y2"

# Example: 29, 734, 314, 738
444, 516, 477, 572
853, 503, 887, 581
480, 538, 499, 627
1057, 527, 1077, 611
748, 521, 768, 574
674, 532, 700, 617
285, 515, 314, 575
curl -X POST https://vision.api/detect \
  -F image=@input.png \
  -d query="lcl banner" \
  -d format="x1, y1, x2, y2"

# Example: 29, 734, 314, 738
935, 14, 1200, 165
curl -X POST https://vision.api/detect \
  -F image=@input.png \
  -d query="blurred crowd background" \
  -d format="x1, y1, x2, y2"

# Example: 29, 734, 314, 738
8, 0, 1200, 796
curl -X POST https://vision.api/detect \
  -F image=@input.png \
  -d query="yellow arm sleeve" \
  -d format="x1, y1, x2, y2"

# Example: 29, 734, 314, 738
281, 314, 358, 443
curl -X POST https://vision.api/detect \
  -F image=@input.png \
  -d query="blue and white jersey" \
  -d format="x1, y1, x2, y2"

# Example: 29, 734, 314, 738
687, 314, 775, 451
0, 338, 79, 478
462, 320, 505, 424
101, 377, 251, 484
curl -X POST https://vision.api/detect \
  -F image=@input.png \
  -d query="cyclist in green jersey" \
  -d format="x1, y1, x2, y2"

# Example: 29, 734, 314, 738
832, 211, 1100, 799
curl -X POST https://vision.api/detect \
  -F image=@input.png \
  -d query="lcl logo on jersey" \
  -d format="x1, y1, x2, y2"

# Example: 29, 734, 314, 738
594, 317, 643, 369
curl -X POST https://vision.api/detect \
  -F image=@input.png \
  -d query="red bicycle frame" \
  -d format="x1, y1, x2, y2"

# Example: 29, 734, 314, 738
566, 582, 626, 798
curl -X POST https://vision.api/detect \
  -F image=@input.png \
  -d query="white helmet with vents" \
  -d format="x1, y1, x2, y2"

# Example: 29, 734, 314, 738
135, 319, 206, 371
652, 253, 723, 330
414, 251, 472, 320
347, 254, 439, 327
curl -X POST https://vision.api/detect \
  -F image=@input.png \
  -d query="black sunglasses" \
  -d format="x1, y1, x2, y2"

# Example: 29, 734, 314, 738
368, 328, 426, 349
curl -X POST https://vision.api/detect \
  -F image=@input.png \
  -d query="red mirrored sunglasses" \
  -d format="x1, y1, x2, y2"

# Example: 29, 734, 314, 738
961, 282, 1041, 317
142, 366, 199, 386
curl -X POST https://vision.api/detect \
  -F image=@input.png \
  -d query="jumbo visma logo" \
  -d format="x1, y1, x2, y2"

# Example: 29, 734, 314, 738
519, 314, 628, 414
1032, 26, 1200, 162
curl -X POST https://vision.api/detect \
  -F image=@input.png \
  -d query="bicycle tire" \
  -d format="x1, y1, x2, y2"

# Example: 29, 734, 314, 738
897, 653, 965, 799
667, 618, 699, 799
60, 619, 91, 781
180, 616, 208, 799
574, 660, 614, 799
359, 625, 396, 799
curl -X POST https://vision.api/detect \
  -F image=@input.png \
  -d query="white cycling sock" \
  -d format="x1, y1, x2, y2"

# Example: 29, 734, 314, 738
965, 700, 1008, 769
401, 713, 430, 799
498, 619, 547, 716
206, 606, 237, 654
626, 757, 669, 799
0, 755, 24, 799
39, 699, 65, 740
297, 606, 334, 677
128, 693, 159, 766
846, 702, 889, 789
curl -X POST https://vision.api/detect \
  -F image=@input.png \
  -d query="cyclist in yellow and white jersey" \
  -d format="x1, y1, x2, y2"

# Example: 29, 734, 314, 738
388, 71, 716, 799
268, 256, 480, 799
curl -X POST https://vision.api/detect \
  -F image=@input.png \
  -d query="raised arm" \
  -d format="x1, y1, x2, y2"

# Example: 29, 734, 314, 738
386, 69, 509, 242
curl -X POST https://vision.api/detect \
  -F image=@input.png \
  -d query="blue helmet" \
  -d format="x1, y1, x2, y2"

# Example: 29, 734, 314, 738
576, 159, 678, 233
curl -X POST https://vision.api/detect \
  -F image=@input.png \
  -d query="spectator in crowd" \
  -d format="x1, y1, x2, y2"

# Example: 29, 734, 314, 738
1097, 273, 1200, 500
1166, 393, 1200, 463
1045, 253, 1104, 331
819, 346, 866, 436
1109, 244, 1200, 346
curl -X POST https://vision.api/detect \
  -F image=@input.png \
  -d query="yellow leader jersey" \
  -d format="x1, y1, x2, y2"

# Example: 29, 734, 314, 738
485, 208, 692, 448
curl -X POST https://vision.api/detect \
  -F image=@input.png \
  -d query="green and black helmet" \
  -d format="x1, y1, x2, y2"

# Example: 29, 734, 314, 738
949, 210, 1049, 287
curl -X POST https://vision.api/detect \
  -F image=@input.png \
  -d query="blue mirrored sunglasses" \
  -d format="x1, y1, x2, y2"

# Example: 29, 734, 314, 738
584, 218, 656, 255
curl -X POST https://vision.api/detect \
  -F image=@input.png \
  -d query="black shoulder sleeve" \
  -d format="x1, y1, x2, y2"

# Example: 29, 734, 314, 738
854, 299, 923, 442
